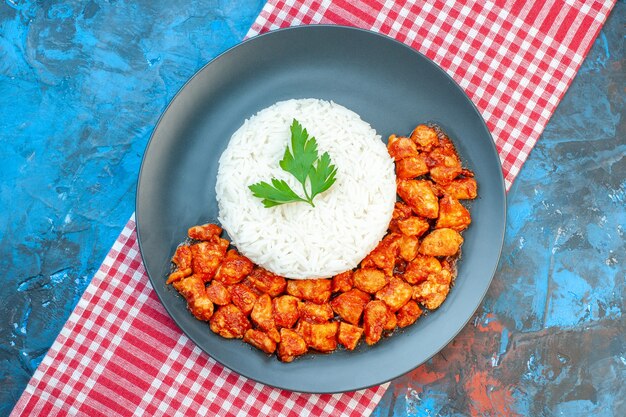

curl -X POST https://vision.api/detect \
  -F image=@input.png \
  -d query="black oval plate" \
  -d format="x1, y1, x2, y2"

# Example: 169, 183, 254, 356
136, 25, 506, 393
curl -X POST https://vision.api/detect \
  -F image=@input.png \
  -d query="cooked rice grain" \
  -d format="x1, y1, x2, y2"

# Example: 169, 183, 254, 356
215, 99, 396, 279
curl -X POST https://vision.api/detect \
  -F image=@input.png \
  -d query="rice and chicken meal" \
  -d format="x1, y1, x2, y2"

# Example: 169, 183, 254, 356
166, 99, 477, 362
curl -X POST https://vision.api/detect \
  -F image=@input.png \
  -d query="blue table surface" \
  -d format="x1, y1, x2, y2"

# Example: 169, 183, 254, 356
0, 1, 624, 416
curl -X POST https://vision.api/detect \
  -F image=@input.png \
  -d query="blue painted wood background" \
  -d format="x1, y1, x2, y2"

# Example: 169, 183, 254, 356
0, 1, 623, 416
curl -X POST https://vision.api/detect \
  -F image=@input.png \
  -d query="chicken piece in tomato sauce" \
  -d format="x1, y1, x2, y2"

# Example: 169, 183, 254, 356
244, 329, 277, 354
209, 304, 250, 338
286, 279, 332, 304
426, 139, 463, 185
361, 233, 399, 276
331, 271, 353, 293
273, 295, 300, 329
410, 125, 439, 152
190, 239, 229, 282
205, 280, 231, 306
172, 274, 214, 321
419, 228, 463, 257
412, 268, 453, 310
387, 134, 419, 161
298, 302, 334, 323
436, 195, 471, 231
337, 322, 363, 351
396, 216, 430, 237
250, 294, 276, 332
403, 255, 442, 285
299, 321, 339, 353
397, 179, 439, 219
397, 234, 419, 262
396, 300, 422, 328
213, 249, 254, 285
395, 153, 429, 179
278, 329, 307, 362
437, 177, 478, 200
188, 223, 223, 242
330, 289, 370, 325
228, 283, 258, 316
375, 277, 413, 312
247, 267, 287, 297
363, 300, 389, 345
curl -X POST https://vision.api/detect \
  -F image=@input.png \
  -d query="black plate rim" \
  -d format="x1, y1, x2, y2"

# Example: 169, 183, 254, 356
135, 24, 507, 394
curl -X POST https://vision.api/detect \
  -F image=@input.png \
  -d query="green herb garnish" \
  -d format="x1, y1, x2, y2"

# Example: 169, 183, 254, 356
249, 119, 337, 208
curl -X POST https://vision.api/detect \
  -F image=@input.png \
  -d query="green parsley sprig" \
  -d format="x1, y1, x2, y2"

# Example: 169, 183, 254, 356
249, 119, 338, 208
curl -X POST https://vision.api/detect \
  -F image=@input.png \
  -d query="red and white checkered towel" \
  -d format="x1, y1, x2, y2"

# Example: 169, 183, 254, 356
11, 1, 614, 416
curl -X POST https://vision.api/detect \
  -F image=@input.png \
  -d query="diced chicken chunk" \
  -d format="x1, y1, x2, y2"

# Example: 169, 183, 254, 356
395, 155, 429, 179
273, 295, 300, 328
397, 180, 439, 219
251, 294, 275, 332
187, 223, 223, 241
172, 245, 192, 270
244, 329, 277, 354
396, 216, 430, 237
412, 269, 453, 310
190, 239, 229, 281
247, 267, 287, 297
298, 302, 334, 323
396, 300, 423, 328
435, 195, 471, 231
397, 234, 419, 262
209, 304, 250, 338
214, 249, 254, 285
389, 202, 414, 233
427, 142, 462, 184
438, 177, 477, 200
286, 279, 332, 304
353, 268, 388, 294
167, 245, 192, 284
403, 255, 442, 284
299, 321, 339, 352
410, 125, 439, 151
419, 228, 464, 257
361, 234, 399, 276
387, 134, 419, 161
172, 274, 214, 321
332, 271, 353, 293
330, 289, 370, 325
375, 277, 413, 312
337, 322, 363, 351
363, 300, 389, 345
205, 280, 231, 305
228, 283, 257, 316
277, 329, 307, 362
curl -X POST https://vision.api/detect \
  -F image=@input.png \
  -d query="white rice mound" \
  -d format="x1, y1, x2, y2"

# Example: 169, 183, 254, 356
215, 99, 396, 279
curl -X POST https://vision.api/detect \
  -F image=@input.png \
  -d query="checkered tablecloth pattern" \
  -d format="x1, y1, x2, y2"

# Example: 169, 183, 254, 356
11, 1, 614, 416
250, 0, 614, 190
